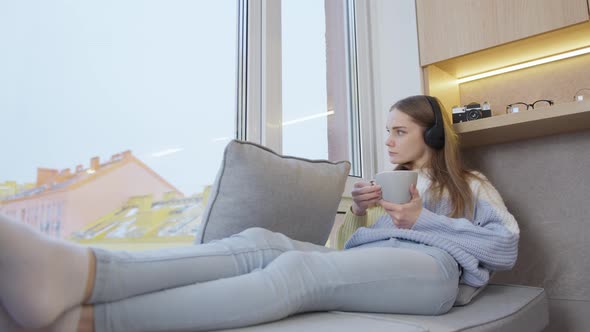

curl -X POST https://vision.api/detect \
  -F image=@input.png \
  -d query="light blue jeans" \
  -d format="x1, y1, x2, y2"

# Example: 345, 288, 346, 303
90, 227, 460, 332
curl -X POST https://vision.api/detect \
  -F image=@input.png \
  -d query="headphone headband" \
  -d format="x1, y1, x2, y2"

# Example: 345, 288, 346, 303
423, 96, 445, 150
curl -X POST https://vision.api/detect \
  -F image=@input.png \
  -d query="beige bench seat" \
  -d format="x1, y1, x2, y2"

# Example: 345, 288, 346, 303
221, 284, 548, 332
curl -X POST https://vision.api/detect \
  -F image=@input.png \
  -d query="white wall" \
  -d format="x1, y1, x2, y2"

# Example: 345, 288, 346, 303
366, 0, 423, 172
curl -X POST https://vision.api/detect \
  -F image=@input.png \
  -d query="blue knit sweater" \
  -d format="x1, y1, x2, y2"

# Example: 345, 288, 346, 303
338, 171, 520, 287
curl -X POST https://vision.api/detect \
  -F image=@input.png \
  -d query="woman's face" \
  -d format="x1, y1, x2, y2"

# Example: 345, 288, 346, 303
385, 109, 431, 169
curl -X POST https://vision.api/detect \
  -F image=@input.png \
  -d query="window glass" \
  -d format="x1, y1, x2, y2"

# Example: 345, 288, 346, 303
0, 1, 237, 249
281, 0, 329, 159
281, 0, 359, 175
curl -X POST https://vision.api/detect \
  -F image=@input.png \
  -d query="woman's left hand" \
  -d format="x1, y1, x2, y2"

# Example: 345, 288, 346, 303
379, 184, 422, 229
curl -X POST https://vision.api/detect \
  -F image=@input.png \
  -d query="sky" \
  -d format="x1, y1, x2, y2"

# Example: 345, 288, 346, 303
0, 0, 329, 196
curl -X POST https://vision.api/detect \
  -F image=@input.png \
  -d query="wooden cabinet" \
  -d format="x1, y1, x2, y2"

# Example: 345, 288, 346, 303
416, 0, 590, 65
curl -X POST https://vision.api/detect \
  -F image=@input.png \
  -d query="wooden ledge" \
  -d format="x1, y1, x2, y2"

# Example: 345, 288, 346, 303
454, 100, 590, 148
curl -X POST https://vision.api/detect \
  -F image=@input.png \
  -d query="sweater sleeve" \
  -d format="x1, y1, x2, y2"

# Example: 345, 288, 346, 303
335, 205, 386, 250
411, 181, 520, 271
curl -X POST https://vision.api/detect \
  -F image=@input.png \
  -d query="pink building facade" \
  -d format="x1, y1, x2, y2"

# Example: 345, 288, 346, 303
0, 151, 182, 238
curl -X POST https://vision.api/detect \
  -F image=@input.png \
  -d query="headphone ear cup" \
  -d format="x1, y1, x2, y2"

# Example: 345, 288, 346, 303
424, 123, 444, 149
423, 96, 445, 150
423, 127, 434, 147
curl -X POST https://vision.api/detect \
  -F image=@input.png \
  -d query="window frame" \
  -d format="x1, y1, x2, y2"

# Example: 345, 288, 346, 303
338, 0, 424, 204
240, 0, 379, 204
238, 0, 282, 153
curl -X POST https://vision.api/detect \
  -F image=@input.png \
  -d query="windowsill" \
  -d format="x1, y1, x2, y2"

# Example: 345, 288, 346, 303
337, 196, 353, 214
454, 99, 590, 148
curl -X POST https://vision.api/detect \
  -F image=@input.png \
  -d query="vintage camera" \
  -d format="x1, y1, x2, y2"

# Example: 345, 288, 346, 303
452, 102, 491, 123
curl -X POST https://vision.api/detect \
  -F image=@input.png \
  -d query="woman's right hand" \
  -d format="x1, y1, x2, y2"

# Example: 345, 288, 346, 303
350, 181, 382, 216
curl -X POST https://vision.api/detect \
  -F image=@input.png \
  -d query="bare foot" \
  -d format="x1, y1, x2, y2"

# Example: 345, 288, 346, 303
0, 214, 90, 329
3, 303, 92, 332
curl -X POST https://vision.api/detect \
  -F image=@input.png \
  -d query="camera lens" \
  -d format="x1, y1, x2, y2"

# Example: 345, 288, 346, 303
467, 109, 482, 120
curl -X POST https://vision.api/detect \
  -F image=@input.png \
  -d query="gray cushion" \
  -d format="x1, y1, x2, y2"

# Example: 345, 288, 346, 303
218, 284, 548, 332
454, 283, 487, 306
220, 311, 428, 332
195, 139, 351, 245
454, 272, 496, 306
380, 284, 548, 332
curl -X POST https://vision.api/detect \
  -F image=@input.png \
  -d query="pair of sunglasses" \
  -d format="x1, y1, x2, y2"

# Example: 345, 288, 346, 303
506, 100, 554, 114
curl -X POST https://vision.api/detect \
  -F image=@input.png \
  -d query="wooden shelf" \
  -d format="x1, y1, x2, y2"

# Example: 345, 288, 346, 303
454, 100, 590, 148
425, 21, 590, 114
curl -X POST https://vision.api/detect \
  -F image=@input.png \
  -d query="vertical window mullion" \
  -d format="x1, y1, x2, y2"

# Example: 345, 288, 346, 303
236, 0, 248, 141
354, 0, 377, 182
261, 0, 282, 152
245, 0, 261, 144
345, 0, 362, 178
340, 0, 378, 199
240, 0, 282, 150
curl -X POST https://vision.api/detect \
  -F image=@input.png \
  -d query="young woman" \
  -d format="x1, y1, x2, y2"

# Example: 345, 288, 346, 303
0, 95, 519, 332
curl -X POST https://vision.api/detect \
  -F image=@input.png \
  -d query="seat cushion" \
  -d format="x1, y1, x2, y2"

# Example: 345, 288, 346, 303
195, 139, 351, 246
219, 284, 548, 332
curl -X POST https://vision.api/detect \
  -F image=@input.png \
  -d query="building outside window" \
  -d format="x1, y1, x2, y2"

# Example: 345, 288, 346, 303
0, 0, 368, 250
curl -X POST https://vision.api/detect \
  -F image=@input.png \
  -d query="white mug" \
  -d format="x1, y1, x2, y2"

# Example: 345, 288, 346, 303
374, 170, 418, 204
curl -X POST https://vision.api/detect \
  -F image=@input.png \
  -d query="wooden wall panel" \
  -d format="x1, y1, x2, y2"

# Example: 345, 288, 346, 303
416, 0, 590, 65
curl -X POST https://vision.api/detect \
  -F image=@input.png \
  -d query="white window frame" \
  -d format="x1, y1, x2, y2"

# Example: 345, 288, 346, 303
237, 0, 282, 152
240, 0, 378, 180
346, 0, 378, 196
239, 0, 422, 208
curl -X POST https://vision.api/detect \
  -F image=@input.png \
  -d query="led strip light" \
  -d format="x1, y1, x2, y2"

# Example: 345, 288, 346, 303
457, 46, 590, 84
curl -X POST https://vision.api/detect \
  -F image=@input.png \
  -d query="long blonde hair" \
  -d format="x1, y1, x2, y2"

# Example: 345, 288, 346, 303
391, 95, 482, 218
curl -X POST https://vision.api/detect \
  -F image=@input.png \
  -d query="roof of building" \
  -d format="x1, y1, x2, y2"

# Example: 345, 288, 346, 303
1, 151, 182, 203
71, 193, 206, 243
